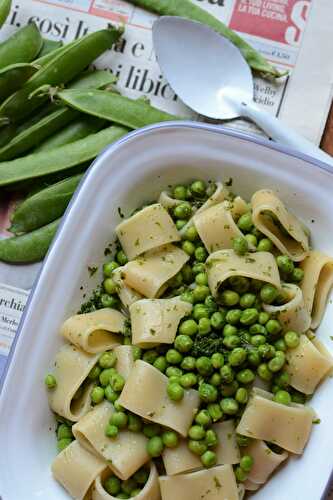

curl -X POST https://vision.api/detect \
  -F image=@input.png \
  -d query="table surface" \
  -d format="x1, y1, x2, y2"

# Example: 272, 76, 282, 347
322, 102, 333, 156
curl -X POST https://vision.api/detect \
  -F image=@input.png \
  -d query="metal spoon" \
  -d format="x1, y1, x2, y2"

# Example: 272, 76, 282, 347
153, 16, 333, 166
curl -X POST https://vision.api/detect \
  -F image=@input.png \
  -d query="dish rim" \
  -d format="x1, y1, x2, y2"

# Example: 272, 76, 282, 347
1, 119, 332, 500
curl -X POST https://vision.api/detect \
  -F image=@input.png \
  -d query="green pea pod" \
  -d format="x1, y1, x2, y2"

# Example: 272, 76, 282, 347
57, 89, 182, 129
0, 23, 43, 70
0, 123, 15, 147
37, 38, 63, 58
34, 116, 106, 152
126, 0, 283, 78
0, 125, 129, 186
0, 27, 122, 123
33, 39, 77, 67
10, 174, 83, 233
0, 218, 60, 263
0, 62, 38, 103
0, 0, 11, 28
0, 70, 116, 160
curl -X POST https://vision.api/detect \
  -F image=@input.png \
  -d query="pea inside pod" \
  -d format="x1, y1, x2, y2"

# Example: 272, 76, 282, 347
0, 23, 43, 70
10, 174, 84, 234
0, 27, 122, 123
0, 218, 60, 263
0, 0, 11, 28
57, 89, 182, 129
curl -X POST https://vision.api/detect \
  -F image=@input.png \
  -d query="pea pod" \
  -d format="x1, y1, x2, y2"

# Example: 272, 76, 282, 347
0, 0, 11, 28
10, 174, 83, 234
0, 27, 122, 123
0, 63, 38, 103
57, 89, 182, 129
0, 70, 117, 160
33, 39, 77, 67
0, 23, 43, 70
37, 38, 63, 58
34, 116, 106, 152
126, 0, 283, 78
0, 218, 60, 263
0, 125, 129, 186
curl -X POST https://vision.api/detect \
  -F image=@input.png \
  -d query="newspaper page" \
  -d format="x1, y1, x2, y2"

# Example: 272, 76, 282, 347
0, 0, 333, 377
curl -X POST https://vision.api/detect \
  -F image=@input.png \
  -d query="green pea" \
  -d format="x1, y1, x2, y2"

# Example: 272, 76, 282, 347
199, 383, 218, 403
134, 467, 150, 485
99, 352, 117, 369
259, 312, 270, 325
247, 350, 261, 366
105, 385, 118, 403
180, 290, 194, 304
235, 387, 248, 404
257, 238, 273, 252
257, 363, 273, 381
205, 429, 218, 448
176, 219, 187, 230
200, 450, 217, 468
223, 335, 240, 349
195, 272, 208, 286
193, 285, 210, 302
99, 368, 114, 387
166, 349, 183, 365
105, 424, 118, 438
110, 411, 128, 429
103, 261, 119, 277
266, 319, 282, 335
191, 180, 206, 196
181, 264, 193, 284
211, 311, 226, 330
57, 424, 72, 440
188, 439, 207, 456
223, 324, 238, 337
153, 356, 168, 373
193, 263, 206, 275
245, 234, 257, 247
207, 403, 223, 422
235, 466, 248, 482
116, 493, 130, 499
174, 335, 193, 353
239, 293, 256, 309
174, 202, 192, 219
228, 347, 247, 366
188, 425, 206, 440
179, 319, 198, 336
147, 436, 164, 457
110, 373, 125, 392
240, 308, 258, 326
91, 386, 104, 404
181, 356, 196, 371
113, 400, 124, 412
240, 455, 254, 472
236, 368, 255, 384
237, 212, 253, 232
198, 317, 211, 335
143, 423, 161, 438
220, 365, 234, 383
166, 366, 183, 378
182, 240, 196, 255
104, 475, 121, 495
268, 356, 285, 372
57, 438, 73, 452
115, 249, 127, 265
274, 390, 291, 405
185, 226, 198, 242
211, 352, 225, 369
167, 382, 184, 401
225, 309, 241, 325
277, 255, 294, 274
87, 365, 101, 381
196, 357, 213, 376
209, 373, 222, 387
128, 414, 142, 432
236, 434, 251, 447
260, 284, 278, 304
291, 391, 306, 404
221, 380, 239, 397
121, 478, 137, 495
274, 371, 290, 388
258, 343, 276, 359
195, 246, 208, 262
173, 185, 187, 200
229, 276, 250, 294
180, 373, 197, 388
284, 330, 300, 348
232, 236, 248, 256
205, 295, 218, 313
162, 430, 179, 448
101, 294, 118, 308
220, 397, 239, 415
221, 289, 240, 307
45, 374, 57, 389
292, 267, 304, 283
192, 305, 209, 321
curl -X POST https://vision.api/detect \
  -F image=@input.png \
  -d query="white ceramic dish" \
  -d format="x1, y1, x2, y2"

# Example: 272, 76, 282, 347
0, 122, 333, 500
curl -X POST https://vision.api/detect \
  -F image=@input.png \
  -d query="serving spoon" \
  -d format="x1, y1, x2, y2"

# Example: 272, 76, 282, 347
152, 16, 333, 167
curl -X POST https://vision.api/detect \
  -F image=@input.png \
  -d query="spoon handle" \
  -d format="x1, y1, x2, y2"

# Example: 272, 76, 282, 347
240, 100, 333, 168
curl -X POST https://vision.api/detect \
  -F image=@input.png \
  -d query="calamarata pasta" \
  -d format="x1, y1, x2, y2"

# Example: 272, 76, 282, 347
45, 179, 333, 500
